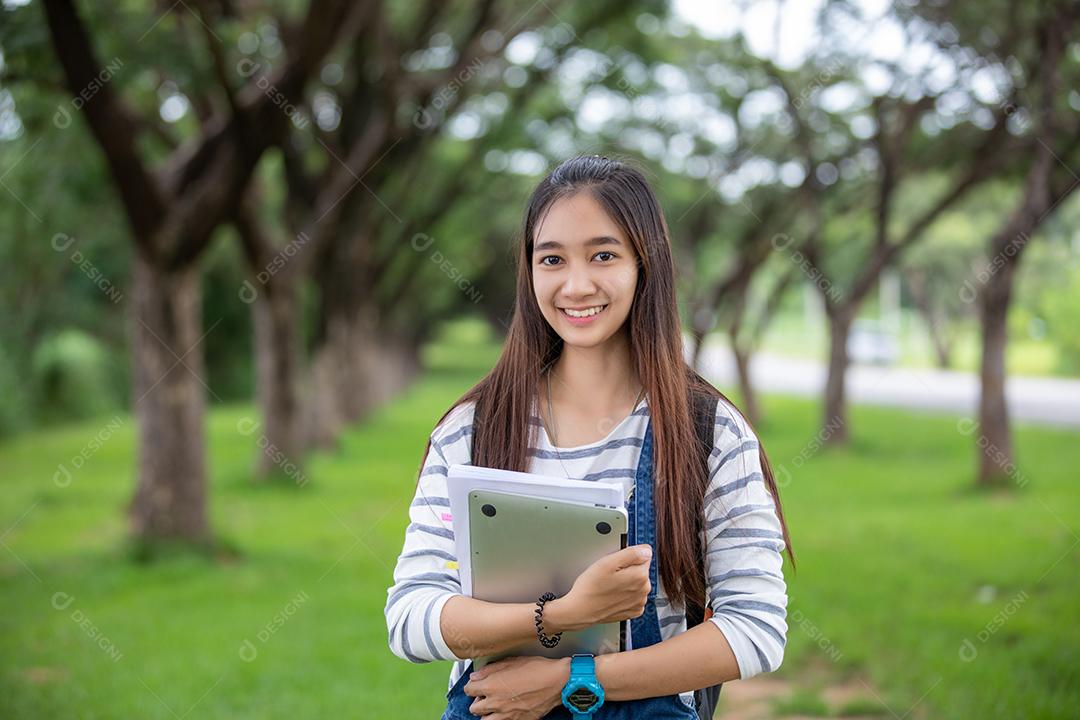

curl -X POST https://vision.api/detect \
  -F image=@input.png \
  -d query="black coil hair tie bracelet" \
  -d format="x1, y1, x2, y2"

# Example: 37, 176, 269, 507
534, 591, 563, 648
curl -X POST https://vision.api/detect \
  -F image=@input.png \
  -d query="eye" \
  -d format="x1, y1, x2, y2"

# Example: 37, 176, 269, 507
539, 252, 615, 266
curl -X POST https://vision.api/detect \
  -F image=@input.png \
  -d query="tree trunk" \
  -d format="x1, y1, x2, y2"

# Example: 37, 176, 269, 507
970, 2, 1077, 488
305, 308, 369, 449
907, 270, 952, 368
687, 299, 717, 373
732, 342, 760, 426
303, 228, 422, 449
928, 326, 952, 370
976, 265, 1015, 486
252, 279, 305, 479
371, 332, 423, 405
688, 324, 707, 373
823, 309, 854, 445
303, 307, 422, 449
128, 254, 208, 541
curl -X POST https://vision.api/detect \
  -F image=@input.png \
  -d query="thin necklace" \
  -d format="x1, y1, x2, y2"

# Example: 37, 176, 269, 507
544, 369, 645, 481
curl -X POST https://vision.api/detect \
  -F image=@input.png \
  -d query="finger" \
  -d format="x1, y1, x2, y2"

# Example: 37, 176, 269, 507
469, 696, 491, 716
613, 544, 652, 570
473, 659, 501, 678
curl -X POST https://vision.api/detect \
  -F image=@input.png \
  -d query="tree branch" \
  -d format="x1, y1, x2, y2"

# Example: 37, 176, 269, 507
41, 0, 166, 252
163, 0, 368, 270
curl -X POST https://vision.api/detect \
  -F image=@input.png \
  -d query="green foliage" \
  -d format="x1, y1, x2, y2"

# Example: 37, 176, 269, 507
3, 0, 1079, 442
201, 229, 255, 402
0, 341, 31, 438
1041, 268, 1080, 374
30, 329, 122, 424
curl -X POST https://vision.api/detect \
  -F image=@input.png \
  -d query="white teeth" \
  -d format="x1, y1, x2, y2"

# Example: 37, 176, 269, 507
563, 304, 608, 318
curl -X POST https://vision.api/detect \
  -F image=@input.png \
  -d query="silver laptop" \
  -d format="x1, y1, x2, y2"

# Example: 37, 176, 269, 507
468, 488, 628, 669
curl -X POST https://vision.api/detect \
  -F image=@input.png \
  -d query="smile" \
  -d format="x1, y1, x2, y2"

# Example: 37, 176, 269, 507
559, 304, 609, 320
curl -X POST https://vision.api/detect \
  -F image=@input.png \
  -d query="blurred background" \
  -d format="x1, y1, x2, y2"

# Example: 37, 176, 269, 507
1, 0, 1078, 717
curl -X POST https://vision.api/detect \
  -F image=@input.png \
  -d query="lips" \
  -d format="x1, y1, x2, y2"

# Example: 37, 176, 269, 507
558, 304, 609, 325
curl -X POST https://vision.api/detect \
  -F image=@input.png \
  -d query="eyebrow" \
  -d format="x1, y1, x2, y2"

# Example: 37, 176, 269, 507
534, 236, 622, 252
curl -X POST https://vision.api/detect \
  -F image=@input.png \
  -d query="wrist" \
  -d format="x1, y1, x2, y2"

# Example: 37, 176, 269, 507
556, 655, 571, 682
549, 657, 573, 711
561, 654, 605, 714
593, 652, 619, 701
544, 596, 581, 634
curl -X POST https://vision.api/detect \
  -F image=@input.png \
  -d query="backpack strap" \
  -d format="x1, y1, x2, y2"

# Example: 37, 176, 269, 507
688, 388, 724, 720
686, 388, 716, 629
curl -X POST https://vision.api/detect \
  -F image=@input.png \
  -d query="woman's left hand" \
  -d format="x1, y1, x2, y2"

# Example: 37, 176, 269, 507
463, 655, 570, 719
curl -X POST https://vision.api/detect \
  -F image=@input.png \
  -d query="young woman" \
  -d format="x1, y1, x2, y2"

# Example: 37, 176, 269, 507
386, 155, 794, 719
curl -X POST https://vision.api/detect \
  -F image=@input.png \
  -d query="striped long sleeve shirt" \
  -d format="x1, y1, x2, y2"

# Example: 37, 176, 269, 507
384, 394, 788, 701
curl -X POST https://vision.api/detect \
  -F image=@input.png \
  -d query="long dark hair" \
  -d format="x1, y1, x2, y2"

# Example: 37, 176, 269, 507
417, 155, 794, 612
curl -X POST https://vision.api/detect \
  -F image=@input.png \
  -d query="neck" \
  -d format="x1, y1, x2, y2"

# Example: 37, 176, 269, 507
548, 329, 641, 413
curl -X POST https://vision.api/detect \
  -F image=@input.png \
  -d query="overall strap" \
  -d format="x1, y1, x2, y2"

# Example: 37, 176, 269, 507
626, 419, 665, 649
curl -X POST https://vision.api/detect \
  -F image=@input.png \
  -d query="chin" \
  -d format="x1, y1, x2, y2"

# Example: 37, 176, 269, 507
560, 335, 610, 349
555, 320, 628, 348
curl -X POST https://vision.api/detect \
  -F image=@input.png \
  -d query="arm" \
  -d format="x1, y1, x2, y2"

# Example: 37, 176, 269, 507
445, 540, 656, 659
593, 399, 788, 699
701, 398, 789, 678
595, 622, 740, 699
385, 403, 583, 662
385, 409, 472, 663
463, 622, 741, 710
439, 593, 584, 660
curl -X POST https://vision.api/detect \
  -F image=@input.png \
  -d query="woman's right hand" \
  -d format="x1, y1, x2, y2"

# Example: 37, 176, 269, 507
548, 544, 653, 631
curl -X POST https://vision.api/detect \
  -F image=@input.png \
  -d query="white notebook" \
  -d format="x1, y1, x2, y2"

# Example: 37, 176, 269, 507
446, 463, 625, 596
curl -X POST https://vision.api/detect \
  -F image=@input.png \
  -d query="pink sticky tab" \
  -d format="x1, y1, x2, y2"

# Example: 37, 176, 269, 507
441, 512, 453, 521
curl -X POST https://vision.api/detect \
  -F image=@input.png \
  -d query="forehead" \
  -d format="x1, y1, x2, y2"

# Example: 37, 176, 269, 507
534, 192, 629, 248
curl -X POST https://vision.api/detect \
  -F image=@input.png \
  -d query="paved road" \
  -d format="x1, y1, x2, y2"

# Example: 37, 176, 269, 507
696, 341, 1080, 429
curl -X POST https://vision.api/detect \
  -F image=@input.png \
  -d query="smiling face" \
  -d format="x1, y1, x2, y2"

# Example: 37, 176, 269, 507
531, 191, 640, 349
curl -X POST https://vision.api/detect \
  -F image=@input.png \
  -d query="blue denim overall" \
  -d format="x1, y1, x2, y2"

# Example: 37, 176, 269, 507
442, 420, 698, 719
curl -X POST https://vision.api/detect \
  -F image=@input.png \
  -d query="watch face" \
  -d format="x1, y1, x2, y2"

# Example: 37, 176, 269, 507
567, 687, 599, 711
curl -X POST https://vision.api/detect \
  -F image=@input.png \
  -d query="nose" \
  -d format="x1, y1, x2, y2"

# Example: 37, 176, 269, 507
561, 261, 598, 299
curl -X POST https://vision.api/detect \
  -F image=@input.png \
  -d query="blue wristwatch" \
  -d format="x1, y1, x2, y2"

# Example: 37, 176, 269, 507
561, 653, 604, 716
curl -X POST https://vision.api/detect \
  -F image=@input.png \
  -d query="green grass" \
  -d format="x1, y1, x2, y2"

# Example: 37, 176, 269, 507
1, 324, 1078, 718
